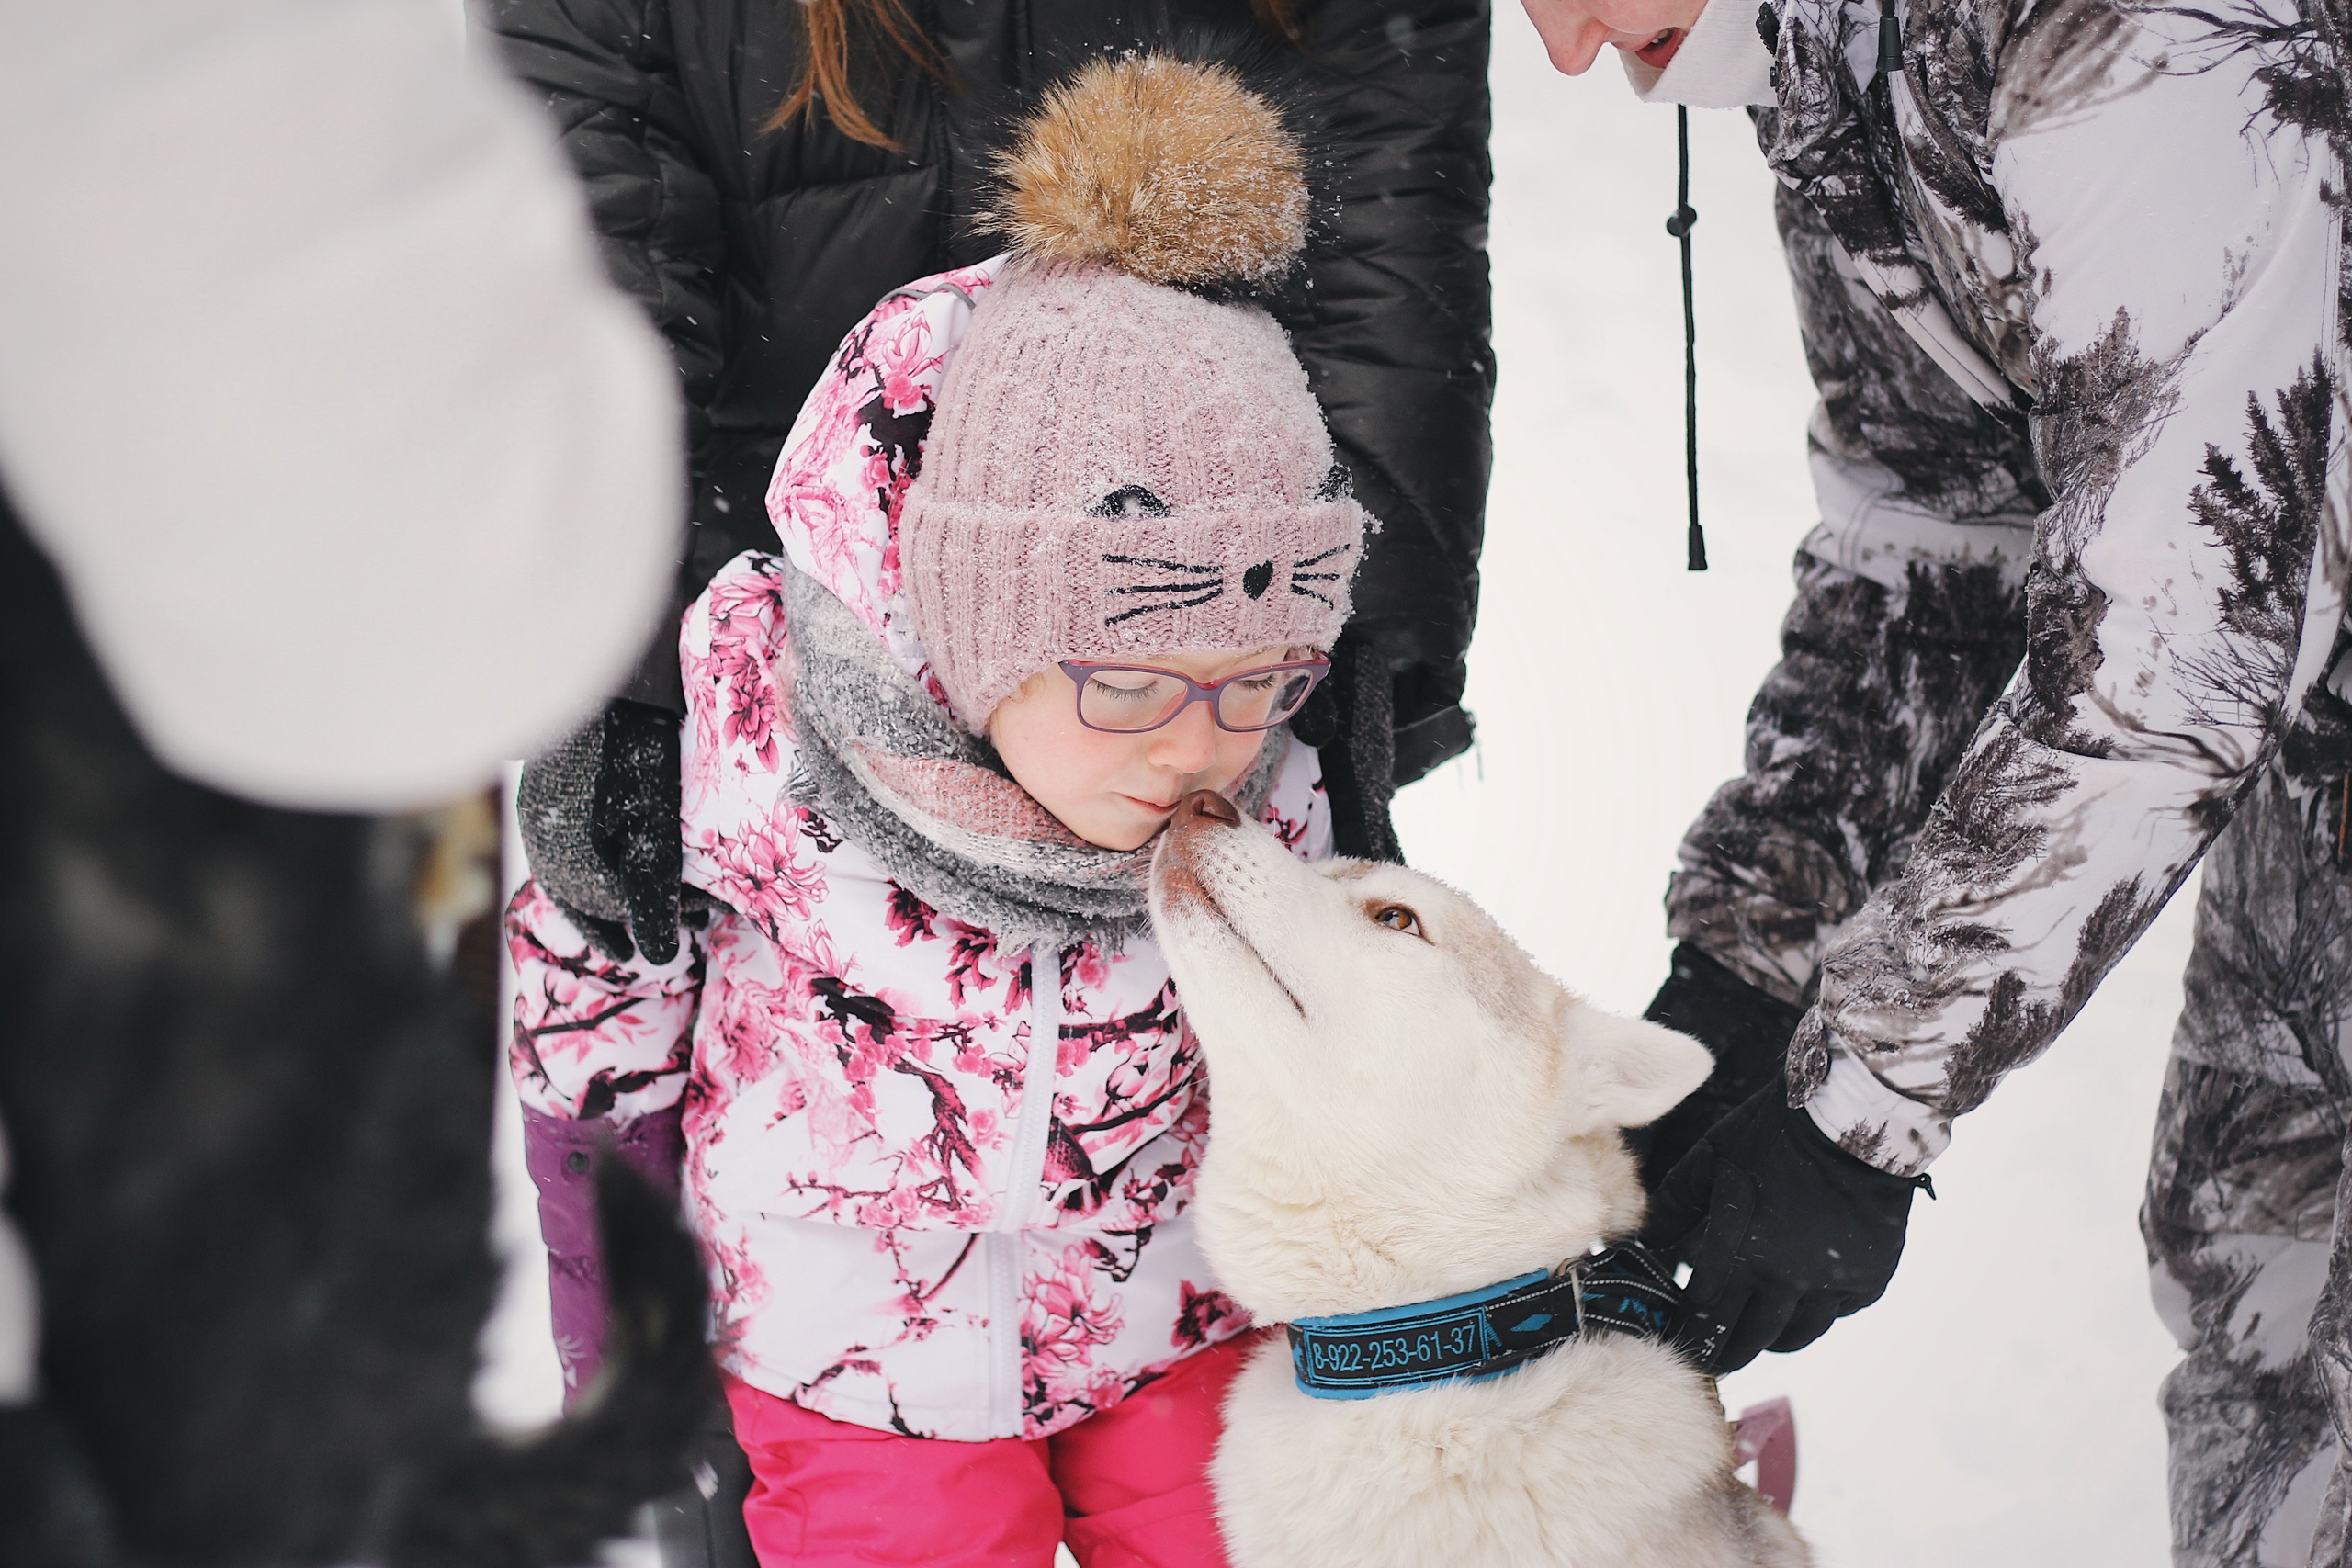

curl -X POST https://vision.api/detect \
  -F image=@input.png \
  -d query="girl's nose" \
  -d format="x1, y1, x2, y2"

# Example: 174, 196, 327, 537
1148, 702, 1221, 773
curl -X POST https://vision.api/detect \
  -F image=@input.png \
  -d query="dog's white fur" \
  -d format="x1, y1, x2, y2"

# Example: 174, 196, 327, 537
1149, 802, 1811, 1568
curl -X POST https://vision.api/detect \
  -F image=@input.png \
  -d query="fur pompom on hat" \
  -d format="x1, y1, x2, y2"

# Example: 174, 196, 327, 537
984, 53, 1310, 293
901, 54, 1367, 733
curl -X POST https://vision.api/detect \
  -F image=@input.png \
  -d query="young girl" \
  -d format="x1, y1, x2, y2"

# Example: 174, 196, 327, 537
508, 57, 1369, 1567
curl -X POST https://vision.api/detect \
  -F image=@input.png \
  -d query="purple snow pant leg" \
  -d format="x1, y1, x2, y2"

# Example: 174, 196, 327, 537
521, 1103, 686, 1404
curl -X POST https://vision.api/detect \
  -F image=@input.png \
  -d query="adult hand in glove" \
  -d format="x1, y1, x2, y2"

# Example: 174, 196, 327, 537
1630, 944, 1805, 1190
1642, 1081, 1929, 1375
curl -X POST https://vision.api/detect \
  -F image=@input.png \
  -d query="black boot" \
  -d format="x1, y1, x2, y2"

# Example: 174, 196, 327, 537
651, 1400, 756, 1568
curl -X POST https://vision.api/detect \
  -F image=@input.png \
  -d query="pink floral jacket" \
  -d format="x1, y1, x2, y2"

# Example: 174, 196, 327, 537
507, 259, 1333, 1441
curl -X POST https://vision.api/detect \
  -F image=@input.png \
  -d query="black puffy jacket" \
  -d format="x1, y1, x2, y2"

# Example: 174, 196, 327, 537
480, 0, 1492, 857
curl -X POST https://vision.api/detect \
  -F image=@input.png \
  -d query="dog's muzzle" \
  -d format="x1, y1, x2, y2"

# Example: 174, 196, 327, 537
1182, 788, 1241, 827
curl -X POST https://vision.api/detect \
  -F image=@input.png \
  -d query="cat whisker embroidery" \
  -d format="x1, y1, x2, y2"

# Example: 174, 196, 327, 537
1103, 553, 1223, 625
1288, 544, 1350, 608
1091, 479, 1354, 626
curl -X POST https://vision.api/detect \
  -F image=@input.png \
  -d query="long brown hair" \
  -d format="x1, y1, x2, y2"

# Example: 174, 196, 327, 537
767, 0, 1303, 151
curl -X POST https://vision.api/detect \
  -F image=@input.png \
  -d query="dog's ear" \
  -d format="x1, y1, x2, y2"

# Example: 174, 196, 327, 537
1566, 1006, 1713, 1129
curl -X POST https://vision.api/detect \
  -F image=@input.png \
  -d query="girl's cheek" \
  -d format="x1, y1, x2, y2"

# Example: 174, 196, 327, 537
1054, 730, 1145, 806
1014, 709, 1120, 782
1092, 729, 1154, 784
1216, 731, 1271, 789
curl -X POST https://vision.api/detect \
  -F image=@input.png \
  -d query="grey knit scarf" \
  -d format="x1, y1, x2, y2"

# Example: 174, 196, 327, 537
781, 565, 1286, 953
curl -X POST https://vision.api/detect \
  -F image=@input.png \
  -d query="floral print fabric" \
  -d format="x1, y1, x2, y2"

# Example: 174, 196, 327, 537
508, 259, 1333, 1440
762, 255, 1008, 703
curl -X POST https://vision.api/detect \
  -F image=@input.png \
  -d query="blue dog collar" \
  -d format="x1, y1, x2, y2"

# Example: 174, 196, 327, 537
1284, 1243, 1682, 1400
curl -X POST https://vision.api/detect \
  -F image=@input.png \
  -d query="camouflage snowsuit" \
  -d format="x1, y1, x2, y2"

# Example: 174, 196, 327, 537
1662, 0, 2352, 1558
2148, 773, 2352, 1564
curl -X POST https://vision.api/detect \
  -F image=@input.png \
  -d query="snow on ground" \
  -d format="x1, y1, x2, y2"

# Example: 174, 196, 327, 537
476, 21, 2190, 1564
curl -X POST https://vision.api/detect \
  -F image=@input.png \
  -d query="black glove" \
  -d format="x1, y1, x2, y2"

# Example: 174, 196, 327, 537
517, 698, 682, 964
1642, 1082, 1928, 1374
589, 699, 683, 964
1628, 944, 1804, 1190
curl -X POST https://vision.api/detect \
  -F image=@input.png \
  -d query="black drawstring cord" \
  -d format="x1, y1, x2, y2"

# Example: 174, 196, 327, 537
1666, 105, 1704, 571
1878, 0, 1904, 78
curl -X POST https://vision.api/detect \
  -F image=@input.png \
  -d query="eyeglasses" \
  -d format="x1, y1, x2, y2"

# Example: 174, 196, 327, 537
1057, 657, 1331, 735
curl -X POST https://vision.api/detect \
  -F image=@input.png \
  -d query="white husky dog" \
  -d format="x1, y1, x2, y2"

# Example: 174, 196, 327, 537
1148, 791, 1810, 1568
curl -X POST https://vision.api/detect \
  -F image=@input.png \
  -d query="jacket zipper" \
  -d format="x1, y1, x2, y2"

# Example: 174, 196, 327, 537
986, 944, 1064, 1437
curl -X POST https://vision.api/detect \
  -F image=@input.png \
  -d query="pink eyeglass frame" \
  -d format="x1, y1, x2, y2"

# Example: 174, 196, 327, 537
1057, 657, 1332, 735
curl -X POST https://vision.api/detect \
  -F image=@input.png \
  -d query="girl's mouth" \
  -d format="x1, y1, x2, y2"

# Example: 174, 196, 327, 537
1120, 793, 1182, 814
1634, 27, 1683, 68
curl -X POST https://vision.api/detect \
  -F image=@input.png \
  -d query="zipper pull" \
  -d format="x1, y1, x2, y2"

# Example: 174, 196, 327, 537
1878, 0, 1904, 79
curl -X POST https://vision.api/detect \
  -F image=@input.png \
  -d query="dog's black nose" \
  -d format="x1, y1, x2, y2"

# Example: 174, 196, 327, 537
1182, 789, 1242, 827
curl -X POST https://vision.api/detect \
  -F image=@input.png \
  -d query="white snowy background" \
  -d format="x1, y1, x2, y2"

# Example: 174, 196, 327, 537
474, 14, 2189, 1563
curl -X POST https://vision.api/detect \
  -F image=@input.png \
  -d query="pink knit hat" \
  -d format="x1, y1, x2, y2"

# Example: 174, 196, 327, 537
899, 55, 1368, 732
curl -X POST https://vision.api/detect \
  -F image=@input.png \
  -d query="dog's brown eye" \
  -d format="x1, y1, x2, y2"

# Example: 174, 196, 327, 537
1369, 903, 1423, 937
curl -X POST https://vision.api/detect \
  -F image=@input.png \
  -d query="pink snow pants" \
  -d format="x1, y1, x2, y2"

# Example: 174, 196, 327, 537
721, 1331, 1259, 1568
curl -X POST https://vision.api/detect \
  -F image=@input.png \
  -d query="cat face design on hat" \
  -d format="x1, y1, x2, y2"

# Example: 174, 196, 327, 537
1091, 467, 1355, 628
895, 55, 1370, 732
